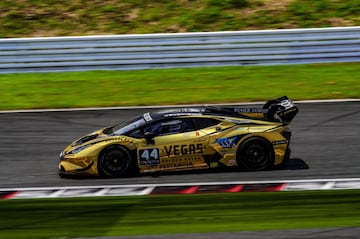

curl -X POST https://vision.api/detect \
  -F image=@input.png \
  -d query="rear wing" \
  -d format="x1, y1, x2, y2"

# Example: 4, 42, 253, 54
204, 96, 298, 125
262, 96, 299, 125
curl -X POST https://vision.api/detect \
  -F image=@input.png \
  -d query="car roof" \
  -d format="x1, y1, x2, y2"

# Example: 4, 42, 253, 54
148, 106, 246, 120
149, 108, 203, 120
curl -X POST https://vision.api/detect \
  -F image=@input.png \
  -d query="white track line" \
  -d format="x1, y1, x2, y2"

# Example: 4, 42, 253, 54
0, 99, 359, 114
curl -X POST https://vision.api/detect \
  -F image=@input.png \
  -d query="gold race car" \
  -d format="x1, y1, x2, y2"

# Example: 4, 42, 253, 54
59, 96, 298, 177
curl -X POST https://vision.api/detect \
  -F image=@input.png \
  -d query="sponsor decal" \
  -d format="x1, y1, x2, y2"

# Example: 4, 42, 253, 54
164, 144, 203, 157
279, 99, 294, 110
161, 156, 201, 164
143, 112, 152, 121
216, 136, 238, 148
234, 108, 264, 113
160, 162, 193, 169
272, 140, 287, 145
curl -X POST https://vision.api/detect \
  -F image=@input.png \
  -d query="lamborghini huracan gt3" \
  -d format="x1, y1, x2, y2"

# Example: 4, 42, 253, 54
59, 96, 298, 177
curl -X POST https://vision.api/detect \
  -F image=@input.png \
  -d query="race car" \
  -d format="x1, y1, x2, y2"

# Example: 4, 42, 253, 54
59, 96, 298, 177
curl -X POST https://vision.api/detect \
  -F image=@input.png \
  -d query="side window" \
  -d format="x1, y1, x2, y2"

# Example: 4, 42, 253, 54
148, 119, 196, 136
128, 129, 142, 138
143, 122, 162, 135
129, 118, 197, 138
129, 122, 162, 138
193, 118, 221, 130
180, 119, 196, 132
158, 120, 183, 136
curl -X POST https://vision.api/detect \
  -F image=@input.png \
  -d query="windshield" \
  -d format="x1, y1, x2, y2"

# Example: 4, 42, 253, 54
111, 116, 147, 135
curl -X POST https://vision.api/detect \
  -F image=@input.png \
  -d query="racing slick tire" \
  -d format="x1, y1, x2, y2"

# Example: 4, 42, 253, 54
237, 137, 274, 171
98, 145, 133, 177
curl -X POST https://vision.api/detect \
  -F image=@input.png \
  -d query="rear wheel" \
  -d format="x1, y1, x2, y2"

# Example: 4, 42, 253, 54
98, 146, 132, 177
237, 137, 273, 171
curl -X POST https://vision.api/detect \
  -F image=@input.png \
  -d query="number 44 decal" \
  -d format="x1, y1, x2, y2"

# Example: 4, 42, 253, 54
139, 148, 160, 165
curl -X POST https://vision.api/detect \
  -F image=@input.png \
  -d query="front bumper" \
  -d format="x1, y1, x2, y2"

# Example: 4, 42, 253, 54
58, 156, 98, 176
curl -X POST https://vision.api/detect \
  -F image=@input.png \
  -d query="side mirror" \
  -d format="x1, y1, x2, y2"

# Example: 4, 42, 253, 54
144, 131, 155, 144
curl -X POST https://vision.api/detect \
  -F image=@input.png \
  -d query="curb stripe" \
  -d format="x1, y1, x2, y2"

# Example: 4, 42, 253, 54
225, 185, 244, 193
2, 178, 360, 199
0, 191, 18, 199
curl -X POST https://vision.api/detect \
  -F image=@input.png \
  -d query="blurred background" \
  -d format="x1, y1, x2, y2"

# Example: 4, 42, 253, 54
0, 0, 359, 37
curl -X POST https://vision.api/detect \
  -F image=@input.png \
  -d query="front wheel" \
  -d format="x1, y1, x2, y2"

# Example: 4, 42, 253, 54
98, 146, 132, 177
237, 137, 273, 171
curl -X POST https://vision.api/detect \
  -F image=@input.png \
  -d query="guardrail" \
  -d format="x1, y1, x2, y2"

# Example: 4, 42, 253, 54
0, 27, 359, 73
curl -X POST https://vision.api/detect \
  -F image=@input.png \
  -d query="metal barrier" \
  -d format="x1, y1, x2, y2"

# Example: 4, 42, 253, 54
0, 27, 359, 73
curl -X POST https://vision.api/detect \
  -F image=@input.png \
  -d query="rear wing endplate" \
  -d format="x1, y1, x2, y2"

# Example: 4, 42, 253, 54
263, 96, 299, 125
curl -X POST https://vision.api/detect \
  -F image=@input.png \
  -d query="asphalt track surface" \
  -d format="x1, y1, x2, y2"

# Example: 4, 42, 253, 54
1, 101, 359, 239
0, 101, 359, 188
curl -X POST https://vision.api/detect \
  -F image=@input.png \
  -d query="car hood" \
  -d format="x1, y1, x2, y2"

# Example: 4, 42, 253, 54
61, 128, 109, 154
71, 129, 107, 146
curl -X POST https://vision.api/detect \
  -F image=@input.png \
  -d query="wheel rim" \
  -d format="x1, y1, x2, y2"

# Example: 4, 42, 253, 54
101, 148, 130, 176
241, 141, 270, 170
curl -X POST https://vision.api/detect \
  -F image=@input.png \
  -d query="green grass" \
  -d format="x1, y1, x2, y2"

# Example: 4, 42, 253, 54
0, 63, 359, 110
0, 0, 359, 37
1, 190, 360, 239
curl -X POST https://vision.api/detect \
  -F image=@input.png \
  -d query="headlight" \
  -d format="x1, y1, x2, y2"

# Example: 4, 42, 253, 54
68, 144, 93, 155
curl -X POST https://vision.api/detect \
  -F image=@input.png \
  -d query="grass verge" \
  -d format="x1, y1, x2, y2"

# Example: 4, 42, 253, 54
0, 63, 359, 110
1, 0, 359, 37
1, 190, 360, 239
